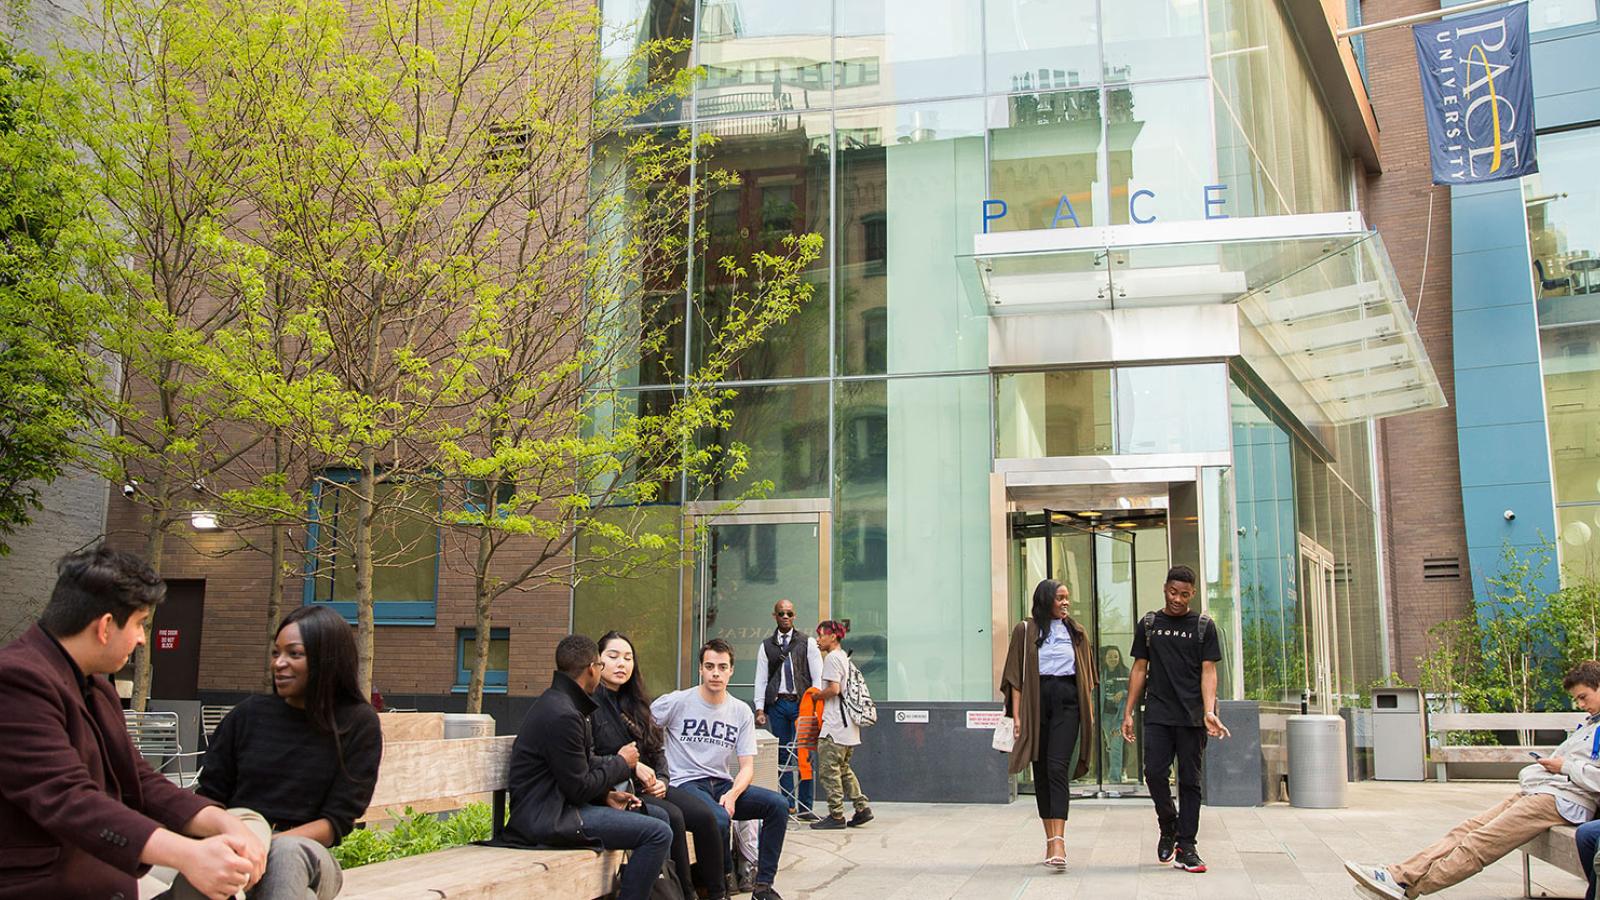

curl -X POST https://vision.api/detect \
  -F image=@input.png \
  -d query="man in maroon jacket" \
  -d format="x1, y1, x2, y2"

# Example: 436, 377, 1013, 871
0, 546, 267, 899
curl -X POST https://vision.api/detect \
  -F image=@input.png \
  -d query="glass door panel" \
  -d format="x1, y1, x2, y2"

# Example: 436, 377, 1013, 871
1009, 510, 1162, 797
1092, 529, 1138, 793
695, 520, 822, 707
1297, 535, 1338, 714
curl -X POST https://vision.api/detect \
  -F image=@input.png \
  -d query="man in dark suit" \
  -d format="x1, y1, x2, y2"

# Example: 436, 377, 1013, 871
0, 547, 267, 900
507, 634, 672, 900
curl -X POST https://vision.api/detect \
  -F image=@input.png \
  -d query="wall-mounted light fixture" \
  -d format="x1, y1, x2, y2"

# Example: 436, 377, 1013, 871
190, 510, 220, 531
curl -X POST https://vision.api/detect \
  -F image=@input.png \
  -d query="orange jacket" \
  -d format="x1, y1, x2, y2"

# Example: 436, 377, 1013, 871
797, 686, 823, 780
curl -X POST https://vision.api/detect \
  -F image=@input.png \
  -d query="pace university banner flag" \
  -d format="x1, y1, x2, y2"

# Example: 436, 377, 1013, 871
1413, 2, 1537, 185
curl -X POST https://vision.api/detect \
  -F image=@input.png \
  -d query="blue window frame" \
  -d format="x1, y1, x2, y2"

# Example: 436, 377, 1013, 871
455, 628, 510, 693
464, 479, 516, 517
304, 468, 441, 625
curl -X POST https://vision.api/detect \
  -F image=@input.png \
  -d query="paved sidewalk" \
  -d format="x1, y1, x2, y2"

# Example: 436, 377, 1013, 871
771, 781, 1590, 898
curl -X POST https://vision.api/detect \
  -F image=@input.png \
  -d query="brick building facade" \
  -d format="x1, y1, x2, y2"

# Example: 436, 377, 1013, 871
1361, 0, 1473, 683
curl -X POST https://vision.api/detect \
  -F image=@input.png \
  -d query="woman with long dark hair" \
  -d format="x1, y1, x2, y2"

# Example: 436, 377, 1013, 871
592, 631, 725, 899
998, 579, 1097, 872
157, 605, 383, 899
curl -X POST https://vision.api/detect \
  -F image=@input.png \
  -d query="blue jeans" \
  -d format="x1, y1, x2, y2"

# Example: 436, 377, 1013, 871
1577, 819, 1600, 900
765, 697, 814, 813
578, 803, 673, 900
676, 777, 788, 887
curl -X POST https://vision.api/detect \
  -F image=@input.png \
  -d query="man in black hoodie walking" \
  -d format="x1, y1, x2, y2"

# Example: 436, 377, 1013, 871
507, 634, 673, 900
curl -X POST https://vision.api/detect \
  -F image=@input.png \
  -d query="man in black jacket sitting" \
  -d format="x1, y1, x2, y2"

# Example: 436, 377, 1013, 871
508, 634, 673, 900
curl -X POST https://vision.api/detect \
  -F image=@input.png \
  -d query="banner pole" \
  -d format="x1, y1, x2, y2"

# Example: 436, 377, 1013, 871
1336, 0, 1520, 39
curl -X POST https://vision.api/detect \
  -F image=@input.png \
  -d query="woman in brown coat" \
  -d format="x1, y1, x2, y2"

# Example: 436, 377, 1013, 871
999, 578, 1097, 871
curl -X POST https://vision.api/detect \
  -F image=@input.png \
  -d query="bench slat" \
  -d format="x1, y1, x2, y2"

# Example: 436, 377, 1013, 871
340, 845, 617, 900
363, 736, 513, 815
1431, 745, 1554, 762
1429, 713, 1584, 731
378, 712, 446, 742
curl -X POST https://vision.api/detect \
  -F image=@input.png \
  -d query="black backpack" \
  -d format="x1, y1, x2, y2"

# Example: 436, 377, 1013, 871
1140, 610, 1212, 653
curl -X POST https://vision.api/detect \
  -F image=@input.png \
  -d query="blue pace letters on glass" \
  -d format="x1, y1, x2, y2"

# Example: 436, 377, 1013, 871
981, 184, 1230, 234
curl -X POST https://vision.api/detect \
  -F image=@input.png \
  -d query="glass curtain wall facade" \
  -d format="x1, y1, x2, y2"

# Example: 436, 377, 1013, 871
583, 0, 1385, 709
1525, 129, 1600, 577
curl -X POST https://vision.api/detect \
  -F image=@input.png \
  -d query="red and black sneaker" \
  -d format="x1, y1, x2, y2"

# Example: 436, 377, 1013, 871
1157, 834, 1176, 863
1173, 846, 1208, 873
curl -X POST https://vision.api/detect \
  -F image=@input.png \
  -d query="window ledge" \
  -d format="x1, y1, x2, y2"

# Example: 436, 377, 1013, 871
451, 684, 508, 695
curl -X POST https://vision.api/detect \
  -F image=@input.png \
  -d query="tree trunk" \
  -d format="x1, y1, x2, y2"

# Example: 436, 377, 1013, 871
468, 522, 494, 714
262, 521, 286, 692
354, 451, 376, 700
132, 485, 168, 712
262, 434, 288, 692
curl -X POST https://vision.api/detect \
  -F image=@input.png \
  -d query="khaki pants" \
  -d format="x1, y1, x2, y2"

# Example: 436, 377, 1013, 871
817, 736, 869, 820
138, 808, 344, 900
1389, 792, 1566, 896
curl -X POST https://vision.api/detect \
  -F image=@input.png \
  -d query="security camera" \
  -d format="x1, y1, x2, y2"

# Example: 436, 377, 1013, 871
121, 481, 137, 498
1503, 509, 1516, 521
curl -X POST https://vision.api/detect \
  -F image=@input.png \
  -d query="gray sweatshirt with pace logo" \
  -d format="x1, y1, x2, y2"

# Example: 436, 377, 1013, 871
1519, 712, 1600, 820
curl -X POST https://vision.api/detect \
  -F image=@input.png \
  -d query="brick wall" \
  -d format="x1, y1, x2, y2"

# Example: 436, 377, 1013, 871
1359, 0, 1474, 682
105, 494, 570, 700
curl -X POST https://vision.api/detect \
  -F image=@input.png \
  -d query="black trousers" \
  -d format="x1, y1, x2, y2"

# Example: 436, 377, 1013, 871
1033, 673, 1079, 820
647, 786, 725, 898
1143, 722, 1206, 847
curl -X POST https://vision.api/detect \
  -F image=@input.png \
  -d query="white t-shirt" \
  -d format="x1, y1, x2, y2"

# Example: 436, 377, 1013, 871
650, 688, 757, 785
819, 649, 861, 747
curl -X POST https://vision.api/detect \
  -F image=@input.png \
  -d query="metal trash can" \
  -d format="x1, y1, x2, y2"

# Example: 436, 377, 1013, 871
443, 713, 495, 739
1287, 714, 1348, 808
1371, 687, 1426, 781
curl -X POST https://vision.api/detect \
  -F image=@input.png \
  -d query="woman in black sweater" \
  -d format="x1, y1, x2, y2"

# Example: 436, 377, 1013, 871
592, 631, 725, 900
186, 605, 383, 899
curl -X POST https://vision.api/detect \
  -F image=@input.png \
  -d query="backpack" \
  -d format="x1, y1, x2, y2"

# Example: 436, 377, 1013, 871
840, 658, 877, 728
1141, 610, 1212, 652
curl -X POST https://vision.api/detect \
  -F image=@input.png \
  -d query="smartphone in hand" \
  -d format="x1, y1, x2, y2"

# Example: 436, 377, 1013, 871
1529, 751, 1543, 759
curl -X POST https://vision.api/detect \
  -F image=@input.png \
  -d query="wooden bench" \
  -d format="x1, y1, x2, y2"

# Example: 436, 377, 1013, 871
340, 728, 776, 899
1520, 824, 1582, 898
1428, 712, 1585, 782
341, 736, 630, 900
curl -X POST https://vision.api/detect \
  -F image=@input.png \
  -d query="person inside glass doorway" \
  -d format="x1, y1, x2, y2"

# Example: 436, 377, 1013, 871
999, 579, 1098, 871
753, 598, 823, 820
1100, 646, 1132, 784
1121, 564, 1230, 875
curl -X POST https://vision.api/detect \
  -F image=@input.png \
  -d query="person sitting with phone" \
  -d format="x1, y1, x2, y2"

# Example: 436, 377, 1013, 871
1346, 661, 1600, 898
506, 634, 673, 900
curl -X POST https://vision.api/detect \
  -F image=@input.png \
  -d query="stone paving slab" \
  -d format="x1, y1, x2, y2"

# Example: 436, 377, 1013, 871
770, 781, 1590, 899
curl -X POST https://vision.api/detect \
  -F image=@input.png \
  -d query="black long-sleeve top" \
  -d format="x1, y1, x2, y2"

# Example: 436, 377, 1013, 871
197, 694, 382, 843
590, 686, 668, 783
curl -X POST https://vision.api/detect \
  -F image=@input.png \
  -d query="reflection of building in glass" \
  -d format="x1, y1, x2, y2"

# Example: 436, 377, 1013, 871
570, 4, 1462, 808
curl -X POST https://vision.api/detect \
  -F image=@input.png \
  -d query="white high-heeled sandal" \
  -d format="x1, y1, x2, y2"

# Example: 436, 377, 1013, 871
1042, 835, 1067, 871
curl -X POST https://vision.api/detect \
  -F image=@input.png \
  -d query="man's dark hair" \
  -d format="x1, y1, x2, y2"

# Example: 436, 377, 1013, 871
1564, 660, 1600, 691
38, 546, 165, 637
1166, 565, 1197, 586
555, 634, 599, 677
699, 638, 735, 664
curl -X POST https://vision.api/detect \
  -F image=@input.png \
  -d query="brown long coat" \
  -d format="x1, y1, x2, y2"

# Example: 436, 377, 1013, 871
998, 617, 1098, 777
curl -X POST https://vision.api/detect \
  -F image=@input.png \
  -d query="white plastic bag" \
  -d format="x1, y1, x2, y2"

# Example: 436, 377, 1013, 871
992, 716, 1015, 753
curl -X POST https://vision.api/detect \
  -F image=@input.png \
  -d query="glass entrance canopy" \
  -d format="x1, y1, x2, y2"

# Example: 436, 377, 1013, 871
960, 212, 1446, 426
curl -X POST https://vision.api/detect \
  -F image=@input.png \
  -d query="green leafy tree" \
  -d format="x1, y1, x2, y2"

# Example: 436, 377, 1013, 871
198, 0, 818, 700
0, 39, 107, 555
54, 0, 280, 708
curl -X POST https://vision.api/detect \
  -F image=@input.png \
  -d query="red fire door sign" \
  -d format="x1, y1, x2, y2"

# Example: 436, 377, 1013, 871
156, 629, 180, 651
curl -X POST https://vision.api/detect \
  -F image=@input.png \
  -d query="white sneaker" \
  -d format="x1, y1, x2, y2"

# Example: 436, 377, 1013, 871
1344, 861, 1407, 899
